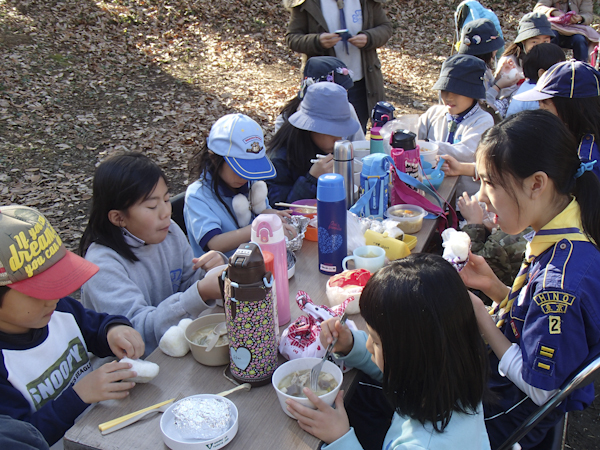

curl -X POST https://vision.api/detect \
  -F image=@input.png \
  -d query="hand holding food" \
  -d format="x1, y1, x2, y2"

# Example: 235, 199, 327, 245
107, 325, 145, 360
73, 361, 137, 404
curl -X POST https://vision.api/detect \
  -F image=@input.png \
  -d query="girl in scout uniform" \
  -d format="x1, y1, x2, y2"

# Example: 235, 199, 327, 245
461, 110, 600, 449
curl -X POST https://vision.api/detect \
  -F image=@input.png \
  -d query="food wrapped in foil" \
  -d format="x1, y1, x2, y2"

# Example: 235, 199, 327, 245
172, 397, 231, 440
284, 215, 309, 252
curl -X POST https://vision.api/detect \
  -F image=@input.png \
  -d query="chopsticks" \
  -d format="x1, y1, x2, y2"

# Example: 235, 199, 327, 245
275, 202, 317, 211
98, 397, 176, 434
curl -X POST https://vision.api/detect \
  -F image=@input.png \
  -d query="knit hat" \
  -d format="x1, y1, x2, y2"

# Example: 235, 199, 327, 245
459, 19, 505, 55
432, 54, 486, 99
289, 83, 361, 137
514, 61, 600, 101
0, 205, 99, 300
207, 114, 276, 180
515, 12, 553, 44
298, 56, 354, 98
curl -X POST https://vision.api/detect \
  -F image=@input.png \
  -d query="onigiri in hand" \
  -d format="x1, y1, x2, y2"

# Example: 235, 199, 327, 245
119, 357, 159, 383
441, 228, 471, 271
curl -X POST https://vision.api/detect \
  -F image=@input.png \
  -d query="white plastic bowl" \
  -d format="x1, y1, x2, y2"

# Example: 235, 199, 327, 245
272, 358, 343, 419
351, 140, 370, 159
160, 394, 238, 450
417, 140, 439, 167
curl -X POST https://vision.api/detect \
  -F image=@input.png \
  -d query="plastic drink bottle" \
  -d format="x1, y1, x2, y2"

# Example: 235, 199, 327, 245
369, 126, 385, 154
317, 174, 347, 275
251, 214, 290, 326
262, 250, 279, 338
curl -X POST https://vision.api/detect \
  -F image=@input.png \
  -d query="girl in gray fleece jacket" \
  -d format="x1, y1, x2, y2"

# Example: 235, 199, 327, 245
79, 153, 226, 355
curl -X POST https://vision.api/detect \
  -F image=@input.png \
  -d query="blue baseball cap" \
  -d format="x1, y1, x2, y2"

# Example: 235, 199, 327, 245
207, 114, 276, 180
514, 60, 600, 102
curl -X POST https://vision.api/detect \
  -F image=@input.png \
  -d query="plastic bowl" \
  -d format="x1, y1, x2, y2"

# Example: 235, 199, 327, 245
422, 168, 444, 190
290, 199, 317, 219
351, 140, 370, 159
272, 358, 343, 419
185, 314, 230, 367
417, 140, 438, 167
160, 394, 238, 450
385, 205, 427, 234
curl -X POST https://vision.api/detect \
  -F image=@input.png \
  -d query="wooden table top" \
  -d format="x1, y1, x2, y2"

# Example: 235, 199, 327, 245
63, 176, 458, 450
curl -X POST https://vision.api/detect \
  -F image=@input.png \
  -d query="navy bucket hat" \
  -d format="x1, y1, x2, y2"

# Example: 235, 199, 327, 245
433, 54, 486, 99
298, 56, 354, 98
459, 19, 505, 56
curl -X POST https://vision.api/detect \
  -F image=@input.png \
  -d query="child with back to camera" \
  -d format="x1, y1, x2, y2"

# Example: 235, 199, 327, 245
79, 153, 225, 356
267, 82, 360, 206
0, 205, 145, 446
461, 110, 600, 448
417, 53, 494, 196
506, 42, 565, 117
185, 114, 295, 258
275, 56, 364, 143
286, 254, 491, 449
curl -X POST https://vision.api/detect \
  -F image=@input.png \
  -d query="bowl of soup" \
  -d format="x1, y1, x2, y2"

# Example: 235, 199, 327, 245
272, 357, 343, 418
185, 314, 230, 367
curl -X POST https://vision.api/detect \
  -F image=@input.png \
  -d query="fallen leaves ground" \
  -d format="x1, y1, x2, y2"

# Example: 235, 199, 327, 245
0, 0, 599, 446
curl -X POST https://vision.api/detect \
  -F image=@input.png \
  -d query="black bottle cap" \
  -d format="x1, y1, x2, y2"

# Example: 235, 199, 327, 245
391, 130, 417, 150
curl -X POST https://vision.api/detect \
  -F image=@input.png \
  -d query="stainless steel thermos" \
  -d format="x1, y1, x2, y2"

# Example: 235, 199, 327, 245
333, 140, 355, 209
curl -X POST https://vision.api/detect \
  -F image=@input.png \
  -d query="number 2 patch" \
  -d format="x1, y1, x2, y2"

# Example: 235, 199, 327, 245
549, 316, 561, 334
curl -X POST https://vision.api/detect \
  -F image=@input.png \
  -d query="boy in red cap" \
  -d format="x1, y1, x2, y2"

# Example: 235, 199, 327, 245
0, 205, 145, 446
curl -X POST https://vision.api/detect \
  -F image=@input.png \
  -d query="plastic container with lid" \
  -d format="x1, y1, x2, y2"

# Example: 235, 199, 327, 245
385, 204, 427, 233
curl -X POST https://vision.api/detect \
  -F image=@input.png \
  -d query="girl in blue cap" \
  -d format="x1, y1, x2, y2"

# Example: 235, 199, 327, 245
461, 110, 600, 449
80, 153, 226, 356
514, 60, 600, 181
185, 114, 295, 257
267, 82, 360, 206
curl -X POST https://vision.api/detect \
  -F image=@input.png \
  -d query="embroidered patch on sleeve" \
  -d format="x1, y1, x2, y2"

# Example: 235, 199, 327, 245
533, 357, 555, 376
549, 316, 561, 334
533, 291, 575, 314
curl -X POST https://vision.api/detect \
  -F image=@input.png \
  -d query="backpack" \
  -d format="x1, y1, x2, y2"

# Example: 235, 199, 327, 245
454, 1, 504, 56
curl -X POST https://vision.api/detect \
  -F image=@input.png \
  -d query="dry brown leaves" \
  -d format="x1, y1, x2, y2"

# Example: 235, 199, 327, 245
0, 0, 583, 250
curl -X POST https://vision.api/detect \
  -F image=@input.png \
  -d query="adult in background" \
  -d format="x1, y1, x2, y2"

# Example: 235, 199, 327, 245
534, 1, 598, 62
284, 0, 392, 132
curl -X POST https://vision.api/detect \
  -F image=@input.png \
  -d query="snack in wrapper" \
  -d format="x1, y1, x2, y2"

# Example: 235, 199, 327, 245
172, 397, 232, 440
441, 229, 471, 271
326, 269, 372, 315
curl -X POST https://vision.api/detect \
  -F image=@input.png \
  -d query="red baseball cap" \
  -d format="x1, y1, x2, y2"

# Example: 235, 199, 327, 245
0, 205, 99, 300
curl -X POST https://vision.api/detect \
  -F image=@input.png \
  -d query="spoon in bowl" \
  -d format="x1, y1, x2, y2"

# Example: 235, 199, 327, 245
205, 322, 227, 352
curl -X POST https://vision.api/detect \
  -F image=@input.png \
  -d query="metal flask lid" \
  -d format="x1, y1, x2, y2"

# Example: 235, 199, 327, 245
391, 130, 417, 150
334, 140, 354, 161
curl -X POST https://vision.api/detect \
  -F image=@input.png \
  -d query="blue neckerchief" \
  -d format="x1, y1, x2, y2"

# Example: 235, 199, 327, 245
446, 101, 477, 144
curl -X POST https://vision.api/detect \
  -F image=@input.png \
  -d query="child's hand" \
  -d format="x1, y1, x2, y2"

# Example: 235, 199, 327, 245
263, 208, 292, 220
73, 361, 137, 404
460, 252, 509, 303
286, 389, 349, 444
107, 325, 145, 360
197, 267, 223, 301
319, 33, 342, 49
309, 154, 334, 179
348, 34, 367, 49
319, 317, 353, 356
193, 250, 226, 271
457, 192, 484, 225
439, 155, 474, 178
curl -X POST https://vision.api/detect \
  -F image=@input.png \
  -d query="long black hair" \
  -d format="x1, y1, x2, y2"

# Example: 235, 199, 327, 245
550, 96, 600, 144
79, 153, 166, 262
477, 110, 600, 246
267, 120, 322, 177
188, 141, 242, 228
359, 254, 489, 432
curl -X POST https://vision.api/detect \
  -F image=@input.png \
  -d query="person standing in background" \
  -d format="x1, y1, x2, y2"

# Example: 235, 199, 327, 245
284, 0, 392, 132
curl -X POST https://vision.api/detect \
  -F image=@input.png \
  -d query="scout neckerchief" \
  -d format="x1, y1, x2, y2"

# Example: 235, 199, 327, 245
334, 0, 350, 54
446, 101, 476, 144
492, 198, 592, 328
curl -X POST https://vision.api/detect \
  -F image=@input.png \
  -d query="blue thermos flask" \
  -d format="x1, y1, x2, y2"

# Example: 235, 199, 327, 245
317, 174, 347, 275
